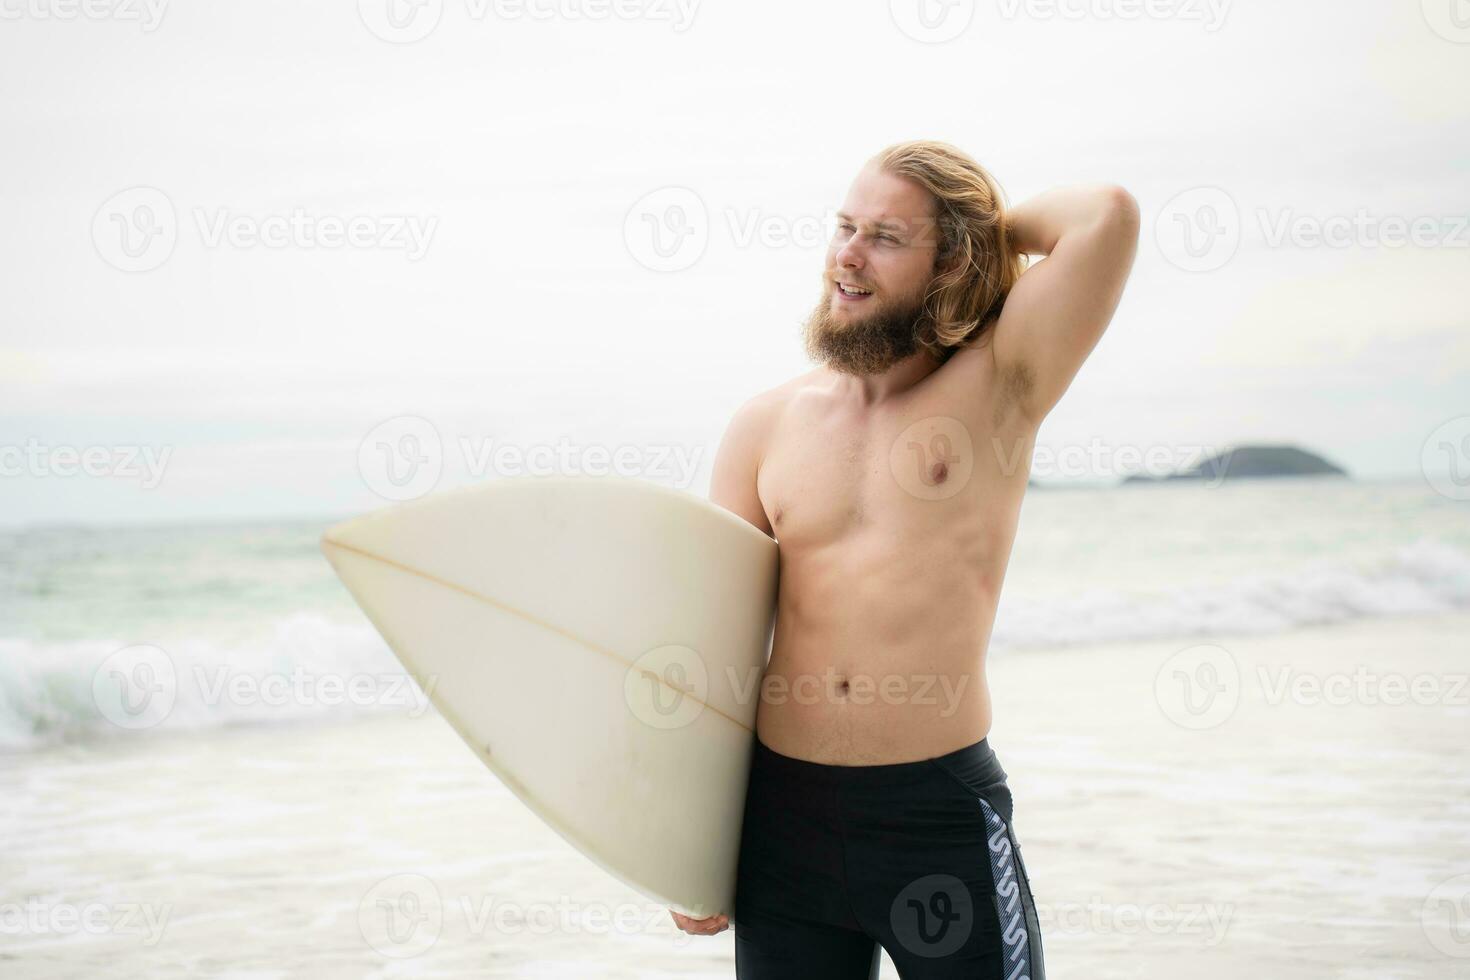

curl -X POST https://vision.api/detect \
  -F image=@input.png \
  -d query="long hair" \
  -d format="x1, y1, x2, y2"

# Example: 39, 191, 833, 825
872, 140, 1025, 362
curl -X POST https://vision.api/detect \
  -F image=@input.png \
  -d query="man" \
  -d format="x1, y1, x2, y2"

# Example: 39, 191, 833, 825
670, 140, 1139, 979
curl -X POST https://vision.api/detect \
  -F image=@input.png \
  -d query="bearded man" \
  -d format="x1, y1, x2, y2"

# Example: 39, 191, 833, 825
671, 140, 1140, 980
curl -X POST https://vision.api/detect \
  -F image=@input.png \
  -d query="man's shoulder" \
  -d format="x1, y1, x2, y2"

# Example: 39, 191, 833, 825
719, 370, 827, 480
733, 368, 825, 426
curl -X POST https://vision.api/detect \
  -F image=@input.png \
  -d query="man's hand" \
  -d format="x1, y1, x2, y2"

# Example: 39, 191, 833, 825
669, 909, 730, 935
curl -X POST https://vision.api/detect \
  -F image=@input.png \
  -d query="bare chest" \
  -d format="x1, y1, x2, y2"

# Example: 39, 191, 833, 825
756, 399, 1004, 548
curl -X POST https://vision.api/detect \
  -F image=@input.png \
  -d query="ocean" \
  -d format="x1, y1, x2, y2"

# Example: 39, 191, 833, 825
2, 475, 1466, 752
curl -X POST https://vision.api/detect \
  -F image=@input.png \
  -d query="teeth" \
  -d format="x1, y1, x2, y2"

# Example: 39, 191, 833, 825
839, 283, 871, 295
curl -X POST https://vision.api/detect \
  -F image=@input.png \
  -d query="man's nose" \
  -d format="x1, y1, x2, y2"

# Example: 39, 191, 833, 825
834, 237, 865, 269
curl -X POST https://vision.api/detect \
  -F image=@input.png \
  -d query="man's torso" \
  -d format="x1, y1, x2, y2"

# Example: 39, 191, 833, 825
750, 341, 1040, 764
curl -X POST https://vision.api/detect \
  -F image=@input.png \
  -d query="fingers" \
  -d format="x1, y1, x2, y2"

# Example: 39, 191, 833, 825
668, 909, 730, 935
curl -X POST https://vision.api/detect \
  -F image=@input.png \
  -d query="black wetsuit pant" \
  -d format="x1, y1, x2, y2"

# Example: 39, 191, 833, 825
734, 735, 1045, 979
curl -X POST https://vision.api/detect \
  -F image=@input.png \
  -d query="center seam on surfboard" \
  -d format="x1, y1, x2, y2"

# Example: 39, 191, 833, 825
322, 536, 754, 733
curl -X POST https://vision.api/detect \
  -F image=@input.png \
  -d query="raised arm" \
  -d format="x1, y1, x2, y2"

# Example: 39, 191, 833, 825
990, 184, 1140, 424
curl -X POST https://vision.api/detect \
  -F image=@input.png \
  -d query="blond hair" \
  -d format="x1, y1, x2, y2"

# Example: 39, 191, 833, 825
871, 140, 1024, 361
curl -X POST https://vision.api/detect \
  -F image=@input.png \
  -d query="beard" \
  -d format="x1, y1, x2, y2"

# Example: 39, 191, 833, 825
801, 277, 932, 376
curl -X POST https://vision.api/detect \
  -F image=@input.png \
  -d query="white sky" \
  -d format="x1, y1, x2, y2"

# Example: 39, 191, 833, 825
2, 0, 1467, 526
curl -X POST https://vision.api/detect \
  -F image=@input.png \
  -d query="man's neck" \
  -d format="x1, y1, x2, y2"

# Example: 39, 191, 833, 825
829, 348, 943, 408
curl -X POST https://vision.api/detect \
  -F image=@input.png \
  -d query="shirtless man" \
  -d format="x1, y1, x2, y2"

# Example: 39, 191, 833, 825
670, 140, 1139, 979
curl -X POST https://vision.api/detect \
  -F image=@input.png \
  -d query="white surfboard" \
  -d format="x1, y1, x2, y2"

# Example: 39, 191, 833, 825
320, 476, 779, 918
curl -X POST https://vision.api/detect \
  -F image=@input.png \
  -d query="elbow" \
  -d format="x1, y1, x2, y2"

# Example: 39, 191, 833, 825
1099, 184, 1141, 229
1092, 184, 1141, 250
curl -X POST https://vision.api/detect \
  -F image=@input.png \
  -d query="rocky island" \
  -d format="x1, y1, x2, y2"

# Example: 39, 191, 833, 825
1122, 444, 1349, 484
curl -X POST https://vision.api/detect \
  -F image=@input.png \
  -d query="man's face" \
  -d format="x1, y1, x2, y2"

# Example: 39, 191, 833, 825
802, 164, 943, 376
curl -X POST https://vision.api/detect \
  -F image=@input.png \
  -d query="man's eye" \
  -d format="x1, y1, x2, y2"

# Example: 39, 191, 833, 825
878, 235, 897, 244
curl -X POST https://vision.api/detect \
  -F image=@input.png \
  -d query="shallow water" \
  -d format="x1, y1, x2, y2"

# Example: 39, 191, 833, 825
4, 611, 1466, 977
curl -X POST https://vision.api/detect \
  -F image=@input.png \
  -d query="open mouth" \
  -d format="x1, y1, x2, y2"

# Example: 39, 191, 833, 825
836, 281, 873, 300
